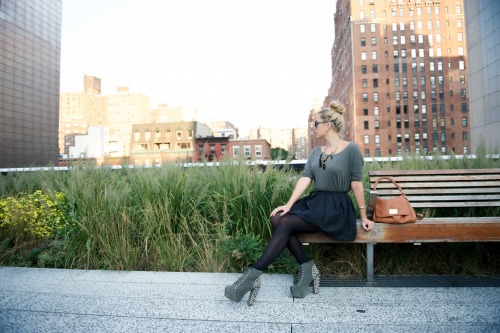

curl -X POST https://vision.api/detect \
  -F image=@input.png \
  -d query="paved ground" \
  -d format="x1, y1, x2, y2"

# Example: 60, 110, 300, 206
0, 266, 499, 332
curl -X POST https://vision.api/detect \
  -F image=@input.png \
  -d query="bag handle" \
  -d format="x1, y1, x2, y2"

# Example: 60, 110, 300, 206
372, 176, 407, 196
372, 176, 423, 220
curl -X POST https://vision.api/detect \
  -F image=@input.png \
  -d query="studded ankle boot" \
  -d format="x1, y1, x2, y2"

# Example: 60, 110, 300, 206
290, 260, 320, 298
224, 267, 263, 306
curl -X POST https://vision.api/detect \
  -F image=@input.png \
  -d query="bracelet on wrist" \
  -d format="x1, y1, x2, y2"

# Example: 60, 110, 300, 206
358, 206, 366, 209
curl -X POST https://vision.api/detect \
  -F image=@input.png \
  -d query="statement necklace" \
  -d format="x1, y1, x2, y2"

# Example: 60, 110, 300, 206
319, 153, 333, 170
319, 143, 340, 170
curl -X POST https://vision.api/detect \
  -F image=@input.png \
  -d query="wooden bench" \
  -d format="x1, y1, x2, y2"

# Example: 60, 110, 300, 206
297, 168, 500, 282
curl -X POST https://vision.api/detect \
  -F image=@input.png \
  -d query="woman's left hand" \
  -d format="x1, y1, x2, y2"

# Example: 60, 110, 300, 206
361, 218, 375, 231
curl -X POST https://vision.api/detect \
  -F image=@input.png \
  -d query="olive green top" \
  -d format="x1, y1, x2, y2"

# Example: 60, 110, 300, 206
301, 142, 364, 192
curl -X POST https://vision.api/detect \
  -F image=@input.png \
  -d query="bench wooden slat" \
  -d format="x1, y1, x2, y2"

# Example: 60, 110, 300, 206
381, 188, 500, 195
404, 195, 500, 202
410, 201, 500, 208
369, 174, 500, 181
297, 218, 500, 244
373, 181, 500, 189
369, 168, 500, 176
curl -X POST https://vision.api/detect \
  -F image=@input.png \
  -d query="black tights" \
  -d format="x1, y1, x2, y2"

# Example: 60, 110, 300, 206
252, 213, 318, 271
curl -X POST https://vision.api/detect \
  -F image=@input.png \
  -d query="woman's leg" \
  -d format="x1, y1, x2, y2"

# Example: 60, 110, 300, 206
253, 214, 318, 271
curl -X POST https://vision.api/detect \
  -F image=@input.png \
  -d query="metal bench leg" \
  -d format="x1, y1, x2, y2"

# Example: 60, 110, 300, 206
366, 243, 374, 282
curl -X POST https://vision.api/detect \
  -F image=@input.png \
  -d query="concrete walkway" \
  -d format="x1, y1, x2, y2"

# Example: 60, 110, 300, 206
0, 266, 499, 332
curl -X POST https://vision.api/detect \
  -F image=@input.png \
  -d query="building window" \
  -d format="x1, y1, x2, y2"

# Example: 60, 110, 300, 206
363, 93, 368, 102
364, 121, 369, 130
373, 79, 378, 87
374, 92, 379, 102
461, 89, 466, 99
255, 145, 262, 158
362, 65, 367, 74
461, 103, 467, 113
361, 38, 366, 46
374, 106, 379, 117
360, 24, 366, 33
371, 37, 377, 45
364, 135, 370, 144
462, 117, 467, 127
233, 146, 240, 156
373, 65, 378, 73
361, 52, 367, 60
370, 23, 376, 32
371, 51, 377, 60
244, 146, 251, 158
362, 79, 368, 88
363, 107, 369, 115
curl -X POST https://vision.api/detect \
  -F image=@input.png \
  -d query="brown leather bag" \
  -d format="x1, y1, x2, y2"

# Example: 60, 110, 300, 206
372, 176, 422, 224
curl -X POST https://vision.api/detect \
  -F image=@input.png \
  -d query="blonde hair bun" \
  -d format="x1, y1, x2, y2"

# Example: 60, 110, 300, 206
329, 100, 345, 115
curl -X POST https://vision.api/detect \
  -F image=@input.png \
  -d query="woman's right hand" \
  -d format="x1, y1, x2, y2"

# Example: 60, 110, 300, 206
270, 205, 290, 217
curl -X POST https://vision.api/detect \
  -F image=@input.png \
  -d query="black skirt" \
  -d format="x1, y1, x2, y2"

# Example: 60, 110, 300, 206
289, 191, 356, 241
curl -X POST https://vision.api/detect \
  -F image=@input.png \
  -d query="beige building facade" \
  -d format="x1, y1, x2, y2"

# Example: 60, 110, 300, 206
129, 121, 212, 165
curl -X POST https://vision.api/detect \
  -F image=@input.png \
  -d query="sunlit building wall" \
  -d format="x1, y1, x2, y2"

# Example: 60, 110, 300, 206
0, 0, 62, 167
464, 0, 500, 153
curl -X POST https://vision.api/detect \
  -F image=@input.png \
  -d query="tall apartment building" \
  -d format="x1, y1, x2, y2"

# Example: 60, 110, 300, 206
59, 76, 106, 155
0, 0, 62, 167
326, 0, 469, 157
151, 103, 184, 123
103, 87, 151, 157
465, 0, 500, 153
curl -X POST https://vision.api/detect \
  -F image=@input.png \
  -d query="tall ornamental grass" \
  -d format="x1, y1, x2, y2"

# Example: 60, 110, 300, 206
0, 151, 499, 276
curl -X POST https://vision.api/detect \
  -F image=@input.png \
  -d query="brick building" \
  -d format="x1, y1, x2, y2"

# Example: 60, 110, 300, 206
326, 0, 469, 157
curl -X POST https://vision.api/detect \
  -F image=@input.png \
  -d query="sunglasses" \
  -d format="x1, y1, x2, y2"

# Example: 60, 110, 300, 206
314, 120, 330, 128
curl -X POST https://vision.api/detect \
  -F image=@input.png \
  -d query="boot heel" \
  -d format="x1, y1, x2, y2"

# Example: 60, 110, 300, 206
312, 266, 320, 294
247, 276, 262, 306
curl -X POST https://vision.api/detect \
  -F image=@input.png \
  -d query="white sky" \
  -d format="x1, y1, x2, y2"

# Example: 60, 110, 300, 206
60, 0, 336, 136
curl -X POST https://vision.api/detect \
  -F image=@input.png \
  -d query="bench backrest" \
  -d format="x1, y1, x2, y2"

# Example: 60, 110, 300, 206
368, 168, 500, 209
